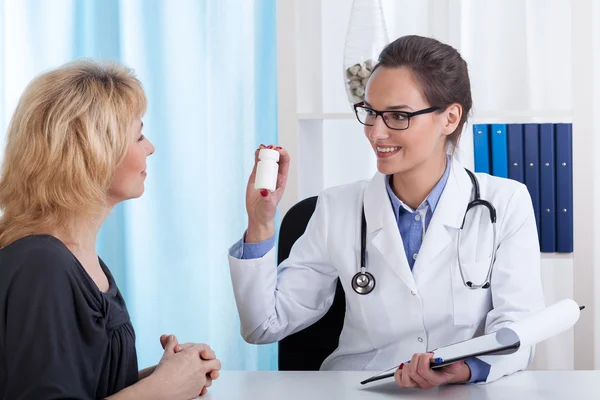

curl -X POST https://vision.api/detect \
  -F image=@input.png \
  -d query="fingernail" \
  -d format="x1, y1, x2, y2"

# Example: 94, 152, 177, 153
260, 189, 269, 197
267, 145, 274, 149
399, 363, 404, 370
276, 146, 282, 150
169, 334, 174, 341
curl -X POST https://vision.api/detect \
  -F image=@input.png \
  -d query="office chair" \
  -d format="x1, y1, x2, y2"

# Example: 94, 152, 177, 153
277, 196, 346, 371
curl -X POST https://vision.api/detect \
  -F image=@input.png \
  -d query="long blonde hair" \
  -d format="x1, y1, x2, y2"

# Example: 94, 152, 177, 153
0, 60, 147, 247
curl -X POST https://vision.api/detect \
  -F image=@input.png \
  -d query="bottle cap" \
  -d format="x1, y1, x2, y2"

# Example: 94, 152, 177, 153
259, 148, 280, 162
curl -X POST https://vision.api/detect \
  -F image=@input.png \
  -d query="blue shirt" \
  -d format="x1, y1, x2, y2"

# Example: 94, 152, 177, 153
385, 156, 450, 270
229, 157, 490, 382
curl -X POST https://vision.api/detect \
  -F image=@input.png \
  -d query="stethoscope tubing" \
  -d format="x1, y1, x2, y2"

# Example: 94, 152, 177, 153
353, 168, 497, 295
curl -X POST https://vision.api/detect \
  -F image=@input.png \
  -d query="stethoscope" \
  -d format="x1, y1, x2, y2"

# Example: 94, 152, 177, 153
351, 168, 497, 295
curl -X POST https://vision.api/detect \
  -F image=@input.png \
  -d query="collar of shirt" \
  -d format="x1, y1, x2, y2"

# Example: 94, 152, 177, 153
385, 154, 452, 221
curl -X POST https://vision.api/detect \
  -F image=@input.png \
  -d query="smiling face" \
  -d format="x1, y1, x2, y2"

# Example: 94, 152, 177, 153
107, 118, 155, 204
363, 66, 459, 176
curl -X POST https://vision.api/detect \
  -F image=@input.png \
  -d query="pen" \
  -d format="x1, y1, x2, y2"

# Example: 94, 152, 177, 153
580, 305, 585, 311
361, 357, 446, 385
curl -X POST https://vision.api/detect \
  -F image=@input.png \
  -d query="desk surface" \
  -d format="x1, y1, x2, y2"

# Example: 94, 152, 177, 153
202, 371, 598, 400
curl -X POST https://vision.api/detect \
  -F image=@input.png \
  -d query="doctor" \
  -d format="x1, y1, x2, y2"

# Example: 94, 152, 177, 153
228, 35, 545, 388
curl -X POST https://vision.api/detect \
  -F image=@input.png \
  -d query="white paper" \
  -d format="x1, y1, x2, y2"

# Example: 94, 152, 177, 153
434, 299, 581, 362
495, 298, 581, 348
433, 332, 508, 361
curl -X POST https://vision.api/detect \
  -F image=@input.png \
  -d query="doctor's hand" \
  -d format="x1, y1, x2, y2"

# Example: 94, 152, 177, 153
245, 144, 290, 243
394, 353, 471, 389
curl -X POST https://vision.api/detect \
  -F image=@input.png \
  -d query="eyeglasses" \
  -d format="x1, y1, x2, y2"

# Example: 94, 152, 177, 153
353, 102, 440, 130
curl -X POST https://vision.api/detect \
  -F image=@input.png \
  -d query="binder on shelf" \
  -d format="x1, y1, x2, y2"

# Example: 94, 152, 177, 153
555, 123, 574, 252
539, 124, 556, 252
490, 124, 508, 178
507, 124, 525, 183
473, 124, 490, 174
524, 124, 541, 237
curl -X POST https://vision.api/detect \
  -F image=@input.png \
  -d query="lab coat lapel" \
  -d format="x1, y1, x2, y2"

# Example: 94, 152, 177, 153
413, 160, 473, 284
363, 173, 417, 292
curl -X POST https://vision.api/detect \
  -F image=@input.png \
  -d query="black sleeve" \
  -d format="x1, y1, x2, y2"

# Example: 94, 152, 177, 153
4, 250, 100, 400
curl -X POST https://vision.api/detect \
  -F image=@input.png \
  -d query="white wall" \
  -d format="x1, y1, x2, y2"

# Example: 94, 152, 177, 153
278, 0, 586, 371
572, 0, 600, 370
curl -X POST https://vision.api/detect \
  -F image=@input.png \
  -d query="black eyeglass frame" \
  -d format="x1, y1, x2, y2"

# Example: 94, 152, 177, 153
353, 102, 441, 130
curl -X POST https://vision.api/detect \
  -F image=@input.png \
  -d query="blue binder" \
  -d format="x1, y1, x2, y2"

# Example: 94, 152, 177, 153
555, 123, 573, 252
539, 124, 556, 252
507, 124, 524, 183
473, 124, 490, 174
524, 124, 540, 237
490, 124, 508, 178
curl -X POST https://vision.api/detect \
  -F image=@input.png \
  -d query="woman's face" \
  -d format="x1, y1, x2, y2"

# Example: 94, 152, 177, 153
363, 66, 459, 176
108, 118, 155, 203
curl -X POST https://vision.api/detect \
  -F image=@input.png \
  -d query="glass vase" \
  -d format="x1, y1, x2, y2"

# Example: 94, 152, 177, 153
343, 0, 389, 105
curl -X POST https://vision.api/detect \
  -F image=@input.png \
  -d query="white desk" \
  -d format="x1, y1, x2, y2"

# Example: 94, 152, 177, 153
202, 371, 598, 400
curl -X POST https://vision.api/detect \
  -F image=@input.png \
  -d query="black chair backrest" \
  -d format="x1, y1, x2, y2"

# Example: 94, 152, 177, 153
277, 196, 346, 371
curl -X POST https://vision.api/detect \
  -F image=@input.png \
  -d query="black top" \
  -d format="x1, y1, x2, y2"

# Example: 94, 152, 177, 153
0, 235, 138, 399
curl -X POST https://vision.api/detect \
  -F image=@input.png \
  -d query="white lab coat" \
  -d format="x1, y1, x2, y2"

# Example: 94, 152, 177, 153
228, 159, 545, 383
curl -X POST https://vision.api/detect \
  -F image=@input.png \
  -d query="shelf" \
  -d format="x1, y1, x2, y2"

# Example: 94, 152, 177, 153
541, 253, 574, 260
297, 110, 573, 124
297, 113, 354, 120
472, 110, 573, 124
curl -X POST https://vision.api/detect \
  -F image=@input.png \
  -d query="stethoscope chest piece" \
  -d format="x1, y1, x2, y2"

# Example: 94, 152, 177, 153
352, 270, 376, 295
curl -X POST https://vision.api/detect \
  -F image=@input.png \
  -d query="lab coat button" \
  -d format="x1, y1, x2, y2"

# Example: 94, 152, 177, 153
411, 290, 416, 296
418, 337, 423, 342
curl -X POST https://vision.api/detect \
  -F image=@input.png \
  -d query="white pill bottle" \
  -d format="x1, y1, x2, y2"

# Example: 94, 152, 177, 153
254, 149, 280, 193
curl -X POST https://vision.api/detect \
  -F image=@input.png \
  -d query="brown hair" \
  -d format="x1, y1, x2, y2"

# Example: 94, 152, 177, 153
375, 35, 472, 148
0, 60, 147, 247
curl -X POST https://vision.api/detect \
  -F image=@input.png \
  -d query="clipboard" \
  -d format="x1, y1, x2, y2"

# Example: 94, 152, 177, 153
360, 340, 521, 385
360, 301, 585, 385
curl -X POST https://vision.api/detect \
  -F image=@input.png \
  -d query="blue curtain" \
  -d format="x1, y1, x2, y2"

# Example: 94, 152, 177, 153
0, 0, 278, 370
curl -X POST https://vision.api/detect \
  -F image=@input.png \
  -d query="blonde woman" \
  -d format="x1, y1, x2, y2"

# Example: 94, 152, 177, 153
0, 61, 220, 399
